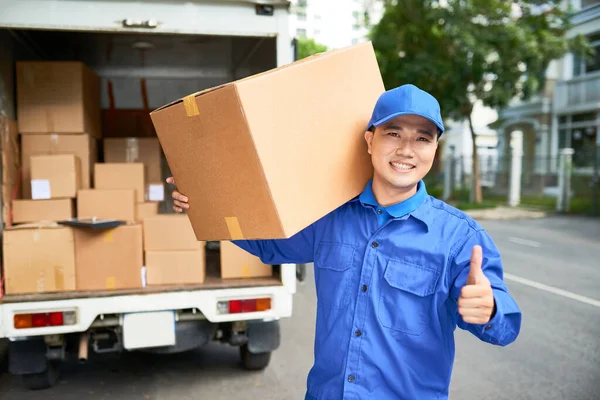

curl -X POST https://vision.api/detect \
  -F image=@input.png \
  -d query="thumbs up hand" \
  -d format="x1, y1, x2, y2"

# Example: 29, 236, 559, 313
458, 245, 496, 325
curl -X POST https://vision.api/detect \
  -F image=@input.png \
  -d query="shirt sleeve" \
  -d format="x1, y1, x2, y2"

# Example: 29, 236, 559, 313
449, 229, 522, 346
232, 221, 317, 265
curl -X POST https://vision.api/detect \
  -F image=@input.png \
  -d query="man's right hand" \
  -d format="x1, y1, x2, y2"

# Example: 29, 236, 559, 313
166, 177, 189, 213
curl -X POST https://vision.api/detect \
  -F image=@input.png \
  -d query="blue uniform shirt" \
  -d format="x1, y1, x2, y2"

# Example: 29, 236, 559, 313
234, 180, 522, 400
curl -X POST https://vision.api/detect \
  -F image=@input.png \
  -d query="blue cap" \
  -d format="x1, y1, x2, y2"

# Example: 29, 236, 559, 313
367, 84, 445, 136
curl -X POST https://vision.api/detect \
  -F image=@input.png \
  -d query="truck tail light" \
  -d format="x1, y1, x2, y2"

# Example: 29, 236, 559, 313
14, 311, 76, 329
217, 298, 271, 314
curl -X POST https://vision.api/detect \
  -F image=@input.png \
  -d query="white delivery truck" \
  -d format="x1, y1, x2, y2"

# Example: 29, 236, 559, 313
0, 0, 305, 390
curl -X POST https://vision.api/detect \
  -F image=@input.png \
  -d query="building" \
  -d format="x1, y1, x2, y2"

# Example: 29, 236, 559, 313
496, 0, 600, 194
289, 0, 383, 50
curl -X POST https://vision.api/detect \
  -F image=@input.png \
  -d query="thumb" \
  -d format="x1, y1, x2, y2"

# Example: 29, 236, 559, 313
166, 176, 175, 185
466, 245, 483, 285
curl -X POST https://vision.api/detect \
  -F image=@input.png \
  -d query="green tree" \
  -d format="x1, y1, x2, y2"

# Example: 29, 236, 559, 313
370, 0, 589, 203
297, 37, 328, 60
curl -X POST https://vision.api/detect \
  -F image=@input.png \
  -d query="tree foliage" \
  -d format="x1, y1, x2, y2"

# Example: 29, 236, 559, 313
297, 37, 328, 60
370, 0, 589, 202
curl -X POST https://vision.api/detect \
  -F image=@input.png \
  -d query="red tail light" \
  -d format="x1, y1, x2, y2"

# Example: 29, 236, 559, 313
217, 298, 272, 314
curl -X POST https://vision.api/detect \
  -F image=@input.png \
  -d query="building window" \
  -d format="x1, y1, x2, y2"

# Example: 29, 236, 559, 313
296, 29, 307, 38
573, 32, 600, 76
581, 0, 600, 8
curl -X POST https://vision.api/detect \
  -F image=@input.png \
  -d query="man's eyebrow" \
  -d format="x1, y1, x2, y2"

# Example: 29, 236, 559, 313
383, 124, 402, 130
418, 129, 434, 137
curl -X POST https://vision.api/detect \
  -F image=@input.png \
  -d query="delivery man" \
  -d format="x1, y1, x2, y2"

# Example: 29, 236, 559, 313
167, 84, 522, 400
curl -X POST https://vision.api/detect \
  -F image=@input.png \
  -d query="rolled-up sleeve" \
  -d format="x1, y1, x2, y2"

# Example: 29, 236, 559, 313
450, 229, 522, 346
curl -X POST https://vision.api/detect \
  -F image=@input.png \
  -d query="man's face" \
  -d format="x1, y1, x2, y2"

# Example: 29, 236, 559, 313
364, 114, 438, 192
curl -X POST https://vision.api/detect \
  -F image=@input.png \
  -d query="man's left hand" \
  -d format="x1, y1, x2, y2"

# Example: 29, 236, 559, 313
458, 245, 495, 325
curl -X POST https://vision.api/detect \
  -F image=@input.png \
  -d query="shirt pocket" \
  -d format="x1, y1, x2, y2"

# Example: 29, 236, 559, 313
314, 242, 356, 309
377, 259, 440, 336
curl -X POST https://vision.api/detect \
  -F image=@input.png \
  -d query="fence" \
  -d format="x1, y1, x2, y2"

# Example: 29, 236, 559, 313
433, 148, 599, 215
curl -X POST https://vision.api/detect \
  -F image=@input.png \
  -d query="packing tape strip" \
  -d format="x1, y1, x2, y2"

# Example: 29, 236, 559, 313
106, 276, 116, 290
183, 95, 200, 117
241, 264, 251, 278
54, 266, 65, 291
103, 231, 114, 243
225, 217, 244, 240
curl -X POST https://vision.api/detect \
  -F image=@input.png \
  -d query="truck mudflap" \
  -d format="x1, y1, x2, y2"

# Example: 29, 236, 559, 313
247, 320, 280, 353
8, 338, 47, 375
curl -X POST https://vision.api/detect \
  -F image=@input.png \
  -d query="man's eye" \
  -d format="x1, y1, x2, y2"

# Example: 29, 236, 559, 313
387, 132, 399, 137
417, 137, 430, 142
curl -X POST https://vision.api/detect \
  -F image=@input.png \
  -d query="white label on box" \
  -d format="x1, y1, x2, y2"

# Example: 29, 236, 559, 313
148, 184, 164, 201
141, 266, 147, 288
31, 179, 51, 199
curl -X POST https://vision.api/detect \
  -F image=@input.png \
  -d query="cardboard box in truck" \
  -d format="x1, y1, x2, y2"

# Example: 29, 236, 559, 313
16, 61, 101, 138
94, 163, 145, 203
21, 134, 96, 199
1, 117, 19, 225
142, 215, 200, 251
30, 155, 81, 199
3, 224, 76, 294
12, 199, 75, 224
220, 241, 272, 279
74, 224, 143, 291
145, 246, 206, 286
77, 189, 136, 222
150, 42, 382, 240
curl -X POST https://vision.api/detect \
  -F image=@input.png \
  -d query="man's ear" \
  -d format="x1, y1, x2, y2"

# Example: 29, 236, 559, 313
364, 130, 374, 155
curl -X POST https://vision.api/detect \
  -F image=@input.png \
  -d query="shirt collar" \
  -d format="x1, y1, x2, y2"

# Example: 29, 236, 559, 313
358, 180, 432, 230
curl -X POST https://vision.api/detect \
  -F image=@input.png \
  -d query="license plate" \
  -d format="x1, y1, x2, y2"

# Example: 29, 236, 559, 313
123, 311, 176, 350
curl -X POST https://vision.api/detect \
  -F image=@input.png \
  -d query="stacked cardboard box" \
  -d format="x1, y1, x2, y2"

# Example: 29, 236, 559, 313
143, 215, 205, 286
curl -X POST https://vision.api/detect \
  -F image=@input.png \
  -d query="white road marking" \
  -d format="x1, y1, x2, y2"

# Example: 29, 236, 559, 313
508, 237, 541, 248
504, 273, 600, 308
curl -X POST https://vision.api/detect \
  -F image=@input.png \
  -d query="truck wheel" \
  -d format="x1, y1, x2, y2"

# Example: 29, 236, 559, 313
240, 344, 271, 370
21, 361, 60, 390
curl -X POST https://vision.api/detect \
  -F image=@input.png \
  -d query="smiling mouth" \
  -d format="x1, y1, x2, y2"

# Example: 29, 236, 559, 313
390, 161, 416, 171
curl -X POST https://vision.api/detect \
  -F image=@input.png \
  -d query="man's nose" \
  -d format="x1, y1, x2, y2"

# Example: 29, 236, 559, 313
395, 138, 415, 156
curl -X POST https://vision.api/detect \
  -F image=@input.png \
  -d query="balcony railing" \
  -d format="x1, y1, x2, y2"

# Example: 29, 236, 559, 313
553, 71, 600, 111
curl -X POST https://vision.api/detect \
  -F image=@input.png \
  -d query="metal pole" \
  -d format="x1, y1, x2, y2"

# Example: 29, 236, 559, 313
557, 148, 575, 213
443, 147, 455, 201
509, 131, 523, 207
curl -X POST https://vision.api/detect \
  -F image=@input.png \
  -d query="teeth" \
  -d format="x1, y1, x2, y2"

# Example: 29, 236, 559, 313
391, 162, 414, 170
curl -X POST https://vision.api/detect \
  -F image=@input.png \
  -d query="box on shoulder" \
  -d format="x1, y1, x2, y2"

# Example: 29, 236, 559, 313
150, 42, 381, 241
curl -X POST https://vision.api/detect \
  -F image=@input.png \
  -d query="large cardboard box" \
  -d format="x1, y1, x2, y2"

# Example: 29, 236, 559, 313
135, 202, 159, 223
17, 61, 101, 138
145, 247, 206, 286
143, 215, 200, 251
74, 224, 143, 291
220, 241, 272, 279
1, 117, 19, 226
13, 199, 75, 224
77, 189, 135, 222
103, 138, 162, 183
150, 42, 381, 240
30, 155, 81, 199
3, 224, 76, 294
94, 163, 145, 203
21, 134, 96, 199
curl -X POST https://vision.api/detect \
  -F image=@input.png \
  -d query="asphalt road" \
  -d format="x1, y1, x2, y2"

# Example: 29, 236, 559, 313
0, 216, 598, 400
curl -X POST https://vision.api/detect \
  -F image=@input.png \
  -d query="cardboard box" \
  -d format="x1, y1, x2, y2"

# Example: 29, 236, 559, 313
17, 61, 101, 138
13, 199, 75, 224
150, 42, 382, 240
74, 224, 143, 291
220, 241, 272, 279
135, 202, 159, 223
21, 134, 96, 199
77, 189, 136, 222
30, 155, 81, 199
103, 138, 162, 183
3, 224, 76, 294
1, 117, 19, 226
145, 247, 206, 286
143, 215, 200, 251
94, 163, 145, 203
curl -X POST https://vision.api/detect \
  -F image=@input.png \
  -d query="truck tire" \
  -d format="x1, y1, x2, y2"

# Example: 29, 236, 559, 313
21, 361, 60, 390
240, 344, 271, 371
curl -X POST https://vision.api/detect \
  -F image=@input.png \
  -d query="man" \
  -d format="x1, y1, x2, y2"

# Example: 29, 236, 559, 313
167, 84, 522, 400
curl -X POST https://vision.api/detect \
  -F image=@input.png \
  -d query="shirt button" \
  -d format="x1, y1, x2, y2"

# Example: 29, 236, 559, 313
355, 330, 362, 337
362, 285, 368, 292
485, 325, 493, 331
377, 209, 382, 214
348, 375, 355, 383
371, 241, 379, 248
